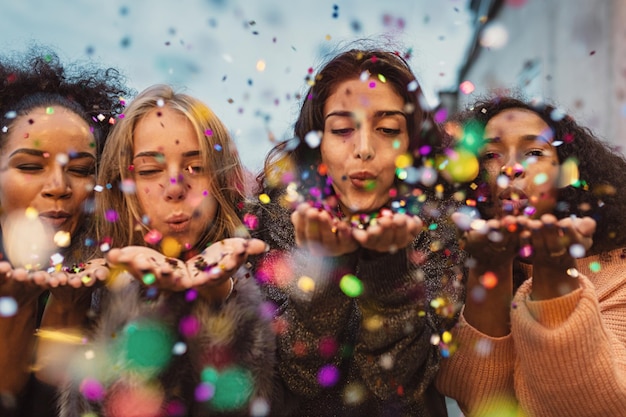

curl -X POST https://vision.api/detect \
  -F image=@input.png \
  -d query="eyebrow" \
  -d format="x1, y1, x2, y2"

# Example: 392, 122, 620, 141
324, 110, 407, 120
483, 134, 550, 144
133, 150, 201, 159
9, 148, 96, 160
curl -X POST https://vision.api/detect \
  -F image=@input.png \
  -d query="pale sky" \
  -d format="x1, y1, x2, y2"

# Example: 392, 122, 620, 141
0, 0, 474, 172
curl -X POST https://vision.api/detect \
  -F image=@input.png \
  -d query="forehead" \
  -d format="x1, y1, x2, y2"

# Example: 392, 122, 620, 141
133, 105, 199, 150
485, 108, 550, 138
4, 106, 94, 151
324, 77, 404, 111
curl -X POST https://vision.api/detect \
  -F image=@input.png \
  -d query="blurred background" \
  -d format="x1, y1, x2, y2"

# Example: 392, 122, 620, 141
2, 0, 625, 414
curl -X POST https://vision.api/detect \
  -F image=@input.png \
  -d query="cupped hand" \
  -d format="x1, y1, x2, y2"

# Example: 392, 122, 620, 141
291, 202, 358, 257
455, 214, 522, 266
106, 246, 191, 290
519, 214, 596, 267
187, 237, 267, 287
0, 261, 45, 305
351, 212, 423, 254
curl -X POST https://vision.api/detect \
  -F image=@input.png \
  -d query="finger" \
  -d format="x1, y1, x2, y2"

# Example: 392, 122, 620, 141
31, 270, 49, 287
244, 238, 269, 256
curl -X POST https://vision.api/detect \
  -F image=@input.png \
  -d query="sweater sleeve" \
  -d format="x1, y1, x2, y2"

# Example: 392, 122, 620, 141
435, 310, 516, 415
511, 273, 626, 416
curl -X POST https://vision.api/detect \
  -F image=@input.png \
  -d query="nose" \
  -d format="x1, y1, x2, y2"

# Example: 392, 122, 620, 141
164, 173, 187, 201
500, 161, 525, 179
41, 166, 72, 199
353, 129, 375, 161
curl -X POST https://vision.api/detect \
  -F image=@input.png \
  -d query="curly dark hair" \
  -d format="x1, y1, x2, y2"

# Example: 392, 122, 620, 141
0, 45, 131, 157
258, 46, 445, 209
458, 95, 626, 253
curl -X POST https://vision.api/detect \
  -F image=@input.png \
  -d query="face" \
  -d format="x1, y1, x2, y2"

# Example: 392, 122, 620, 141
132, 105, 217, 250
479, 108, 560, 219
0, 106, 96, 235
321, 77, 409, 214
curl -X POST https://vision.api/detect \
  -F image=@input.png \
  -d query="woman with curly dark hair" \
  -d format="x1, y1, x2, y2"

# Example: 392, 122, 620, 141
252, 46, 465, 416
436, 96, 626, 416
0, 45, 130, 417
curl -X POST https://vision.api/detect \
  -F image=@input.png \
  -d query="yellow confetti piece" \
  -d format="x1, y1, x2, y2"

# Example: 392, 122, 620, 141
53, 231, 71, 248
395, 153, 413, 169
161, 236, 182, 258
25, 207, 39, 219
297, 276, 315, 293
259, 193, 271, 204
36, 329, 84, 344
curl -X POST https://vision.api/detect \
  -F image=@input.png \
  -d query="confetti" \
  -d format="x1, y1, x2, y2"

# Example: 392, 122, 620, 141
339, 274, 363, 297
0, 297, 18, 317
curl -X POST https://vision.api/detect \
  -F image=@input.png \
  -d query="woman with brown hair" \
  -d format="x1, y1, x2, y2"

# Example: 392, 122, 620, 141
253, 46, 465, 416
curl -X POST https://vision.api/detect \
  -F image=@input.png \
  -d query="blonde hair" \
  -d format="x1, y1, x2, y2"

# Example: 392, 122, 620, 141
96, 84, 246, 254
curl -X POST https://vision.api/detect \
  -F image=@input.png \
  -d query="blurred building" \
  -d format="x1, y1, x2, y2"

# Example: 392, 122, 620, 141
447, 0, 626, 150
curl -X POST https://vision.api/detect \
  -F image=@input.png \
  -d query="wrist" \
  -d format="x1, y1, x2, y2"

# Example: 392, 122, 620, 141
531, 262, 580, 300
197, 277, 234, 304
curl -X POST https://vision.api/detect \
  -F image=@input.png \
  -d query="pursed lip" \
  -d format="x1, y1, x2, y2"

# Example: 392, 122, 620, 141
498, 187, 529, 215
39, 210, 72, 229
348, 171, 377, 189
165, 214, 191, 232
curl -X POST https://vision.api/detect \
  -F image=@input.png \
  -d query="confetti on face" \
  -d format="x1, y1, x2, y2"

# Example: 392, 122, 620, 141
79, 378, 105, 402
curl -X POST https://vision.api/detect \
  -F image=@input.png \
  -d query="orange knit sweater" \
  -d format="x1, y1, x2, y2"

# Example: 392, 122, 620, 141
436, 247, 626, 416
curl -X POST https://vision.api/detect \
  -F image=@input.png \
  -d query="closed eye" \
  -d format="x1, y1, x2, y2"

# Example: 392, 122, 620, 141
378, 127, 401, 136
67, 165, 96, 177
330, 128, 354, 136
16, 164, 43, 172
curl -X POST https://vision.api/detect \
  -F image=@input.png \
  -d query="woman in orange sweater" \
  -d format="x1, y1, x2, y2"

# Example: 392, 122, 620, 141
436, 96, 626, 416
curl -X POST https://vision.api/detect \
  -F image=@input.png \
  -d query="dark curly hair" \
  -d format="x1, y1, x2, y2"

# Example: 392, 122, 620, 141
258, 46, 445, 209
458, 95, 626, 254
0, 45, 131, 157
